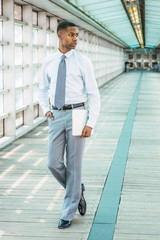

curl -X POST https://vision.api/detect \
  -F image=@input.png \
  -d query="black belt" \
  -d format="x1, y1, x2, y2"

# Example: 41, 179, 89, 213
52, 102, 84, 111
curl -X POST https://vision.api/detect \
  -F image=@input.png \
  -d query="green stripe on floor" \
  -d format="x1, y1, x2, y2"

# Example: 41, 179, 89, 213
88, 71, 143, 240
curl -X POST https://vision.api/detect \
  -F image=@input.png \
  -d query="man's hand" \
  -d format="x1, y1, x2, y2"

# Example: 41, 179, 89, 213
81, 126, 92, 138
45, 111, 54, 120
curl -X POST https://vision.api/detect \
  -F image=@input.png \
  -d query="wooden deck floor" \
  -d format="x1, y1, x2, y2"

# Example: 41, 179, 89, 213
113, 72, 160, 240
0, 71, 159, 239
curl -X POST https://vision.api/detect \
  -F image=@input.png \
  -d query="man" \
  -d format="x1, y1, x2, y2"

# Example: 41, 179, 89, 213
38, 21, 100, 229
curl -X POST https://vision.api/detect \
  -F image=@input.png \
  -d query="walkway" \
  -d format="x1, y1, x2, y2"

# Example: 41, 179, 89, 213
0, 71, 160, 239
113, 71, 160, 240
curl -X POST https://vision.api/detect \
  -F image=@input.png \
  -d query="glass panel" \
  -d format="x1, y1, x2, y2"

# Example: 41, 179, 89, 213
145, 55, 149, 60
46, 17, 50, 29
0, 45, 2, 65
47, 48, 50, 56
15, 24, 22, 43
152, 54, 157, 60
33, 12, 38, 25
129, 62, 133, 67
0, 119, 4, 138
137, 62, 141, 68
0, 69, 3, 89
14, 4, 22, 20
15, 68, 23, 87
33, 48, 38, 64
33, 104, 39, 119
33, 85, 38, 103
129, 54, 133, 59
33, 67, 38, 82
152, 62, 158, 70
137, 54, 141, 59
16, 111, 24, 129
32, 28, 38, 45
47, 32, 50, 46
144, 62, 149, 67
0, 21, 2, 41
0, 94, 3, 113
0, 0, 2, 15
15, 47, 23, 65
15, 88, 23, 108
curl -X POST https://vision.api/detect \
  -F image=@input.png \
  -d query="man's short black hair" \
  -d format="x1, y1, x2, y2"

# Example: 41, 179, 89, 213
57, 21, 76, 34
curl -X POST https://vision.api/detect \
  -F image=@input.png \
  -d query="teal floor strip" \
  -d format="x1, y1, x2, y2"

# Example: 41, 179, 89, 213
88, 72, 143, 240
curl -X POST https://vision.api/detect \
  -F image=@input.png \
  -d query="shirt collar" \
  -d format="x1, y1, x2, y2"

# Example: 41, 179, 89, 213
57, 49, 74, 59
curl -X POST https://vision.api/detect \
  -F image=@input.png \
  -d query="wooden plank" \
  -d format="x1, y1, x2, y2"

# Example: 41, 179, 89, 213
113, 72, 160, 240
0, 72, 149, 240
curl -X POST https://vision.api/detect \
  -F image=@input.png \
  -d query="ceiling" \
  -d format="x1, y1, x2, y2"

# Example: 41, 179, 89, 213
22, 0, 160, 49
67, 0, 140, 48
145, 0, 160, 48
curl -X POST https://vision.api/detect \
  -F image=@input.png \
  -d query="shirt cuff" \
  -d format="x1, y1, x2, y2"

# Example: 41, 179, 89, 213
86, 119, 95, 129
43, 107, 51, 116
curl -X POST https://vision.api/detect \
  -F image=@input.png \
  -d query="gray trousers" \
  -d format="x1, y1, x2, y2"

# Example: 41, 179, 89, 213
47, 107, 85, 221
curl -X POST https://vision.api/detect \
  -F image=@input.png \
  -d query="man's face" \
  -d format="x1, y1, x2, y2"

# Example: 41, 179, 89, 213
58, 26, 79, 50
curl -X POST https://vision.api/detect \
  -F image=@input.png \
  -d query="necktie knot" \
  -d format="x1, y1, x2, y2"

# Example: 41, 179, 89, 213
61, 55, 66, 61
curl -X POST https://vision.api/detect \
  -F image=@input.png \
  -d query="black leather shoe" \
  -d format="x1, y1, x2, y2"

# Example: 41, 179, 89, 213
78, 183, 86, 216
58, 219, 72, 229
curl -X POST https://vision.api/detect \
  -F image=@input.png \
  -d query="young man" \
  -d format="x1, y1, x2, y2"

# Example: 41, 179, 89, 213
38, 21, 100, 229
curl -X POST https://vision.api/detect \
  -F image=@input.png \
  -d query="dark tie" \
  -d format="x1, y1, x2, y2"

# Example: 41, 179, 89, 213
55, 55, 66, 109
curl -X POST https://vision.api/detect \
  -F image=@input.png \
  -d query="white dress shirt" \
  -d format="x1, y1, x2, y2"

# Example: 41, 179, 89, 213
38, 49, 100, 128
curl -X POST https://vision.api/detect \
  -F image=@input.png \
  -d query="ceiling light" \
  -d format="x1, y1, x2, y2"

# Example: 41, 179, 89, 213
124, 0, 144, 48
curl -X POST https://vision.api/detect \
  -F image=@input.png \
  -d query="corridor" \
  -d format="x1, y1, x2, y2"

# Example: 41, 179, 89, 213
0, 72, 160, 239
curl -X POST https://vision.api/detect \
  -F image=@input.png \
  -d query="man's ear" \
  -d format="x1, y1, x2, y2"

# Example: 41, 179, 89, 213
58, 32, 61, 39
58, 31, 63, 40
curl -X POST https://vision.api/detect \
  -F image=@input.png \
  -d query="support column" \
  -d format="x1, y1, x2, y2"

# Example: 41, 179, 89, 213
23, 5, 34, 125
3, 0, 15, 136
38, 12, 47, 117
38, 12, 47, 63
84, 31, 89, 57
50, 17, 58, 51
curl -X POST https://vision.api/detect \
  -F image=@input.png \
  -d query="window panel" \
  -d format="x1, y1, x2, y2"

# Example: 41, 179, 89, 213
33, 12, 38, 25
137, 62, 141, 68
152, 54, 157, 60
129, 54, 133, 59
145, 55, 149, 60
15, 24, 22, 43
47, 48, 50, 56
0, 94, 3, 113
15, 88, 23, 108
144, 62, 149, 68
33, 67, 38, 82
0, 119, 4, 138
46, 17, 50, 29
129, 62, 133, 67
47, 32, 50, 46
16, 111, 24, 129
33, 85, 38, 103
0, 21, 2, 41
0, 46, 2, 65
0, 0, 2, 15
137, 54, 141, 59
15, 68, 23, 87
32, 29, 38, 45
14, 4, 22, 20
33, 48, 38, 64
34, 104, 39, 119
15, 47, 23, 65
0, 69, 3, 89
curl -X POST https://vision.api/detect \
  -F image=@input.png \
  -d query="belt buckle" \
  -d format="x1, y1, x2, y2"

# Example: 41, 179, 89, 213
61, 105, 66, 111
